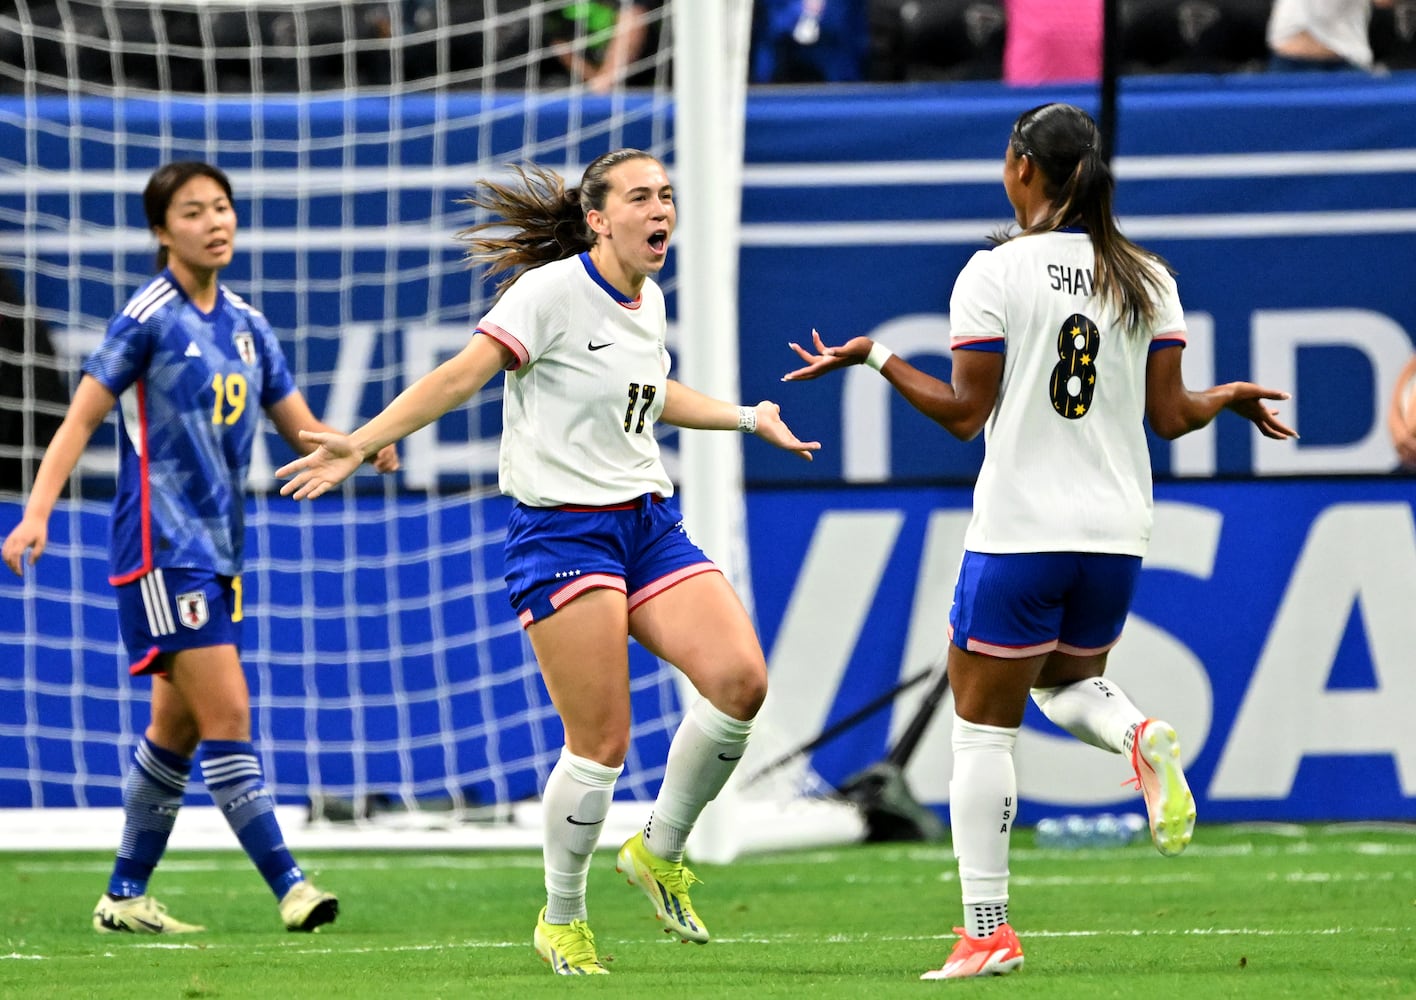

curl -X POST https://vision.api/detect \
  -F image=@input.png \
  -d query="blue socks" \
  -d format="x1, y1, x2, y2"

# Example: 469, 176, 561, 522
200, 740, 304, 900
108, 737, 190, 898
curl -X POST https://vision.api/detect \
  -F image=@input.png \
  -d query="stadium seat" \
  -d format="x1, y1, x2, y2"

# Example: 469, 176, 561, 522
1371, 0, 1416, 70
869, 0, 1005, 82
1120, 0, 1271, 75
261, 6, 352, 92
359, 0, 488, 88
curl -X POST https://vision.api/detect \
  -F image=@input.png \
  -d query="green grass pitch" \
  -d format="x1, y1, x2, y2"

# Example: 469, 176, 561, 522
2, 824, 1412, 998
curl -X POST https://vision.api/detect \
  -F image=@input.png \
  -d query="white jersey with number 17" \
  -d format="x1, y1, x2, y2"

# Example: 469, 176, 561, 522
476, 252, 674, 507
948, 230, 1186, 556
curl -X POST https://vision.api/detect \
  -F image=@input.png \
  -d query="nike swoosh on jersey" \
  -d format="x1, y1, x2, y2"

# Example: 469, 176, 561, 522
565, 815, 603, 826
717, 753, 743, 761
587, 341, 614, 351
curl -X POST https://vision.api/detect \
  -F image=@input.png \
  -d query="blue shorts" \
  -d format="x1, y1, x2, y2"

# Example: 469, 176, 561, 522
504, 494, 718, 628
948, 550, 1141, 659
114, 567, 242, 675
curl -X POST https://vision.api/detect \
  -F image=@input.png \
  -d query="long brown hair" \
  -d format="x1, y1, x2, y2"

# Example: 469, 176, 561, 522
142, 161, 234, 272
995, 103, 1172, 334
455, 148, 658, 296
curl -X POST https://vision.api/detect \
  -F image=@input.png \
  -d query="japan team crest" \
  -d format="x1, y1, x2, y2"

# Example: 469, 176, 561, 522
176, 591, 210, 630
233, 332, 257, 367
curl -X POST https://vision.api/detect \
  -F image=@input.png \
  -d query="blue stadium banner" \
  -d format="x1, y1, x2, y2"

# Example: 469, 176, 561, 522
4, 74, 1414, 486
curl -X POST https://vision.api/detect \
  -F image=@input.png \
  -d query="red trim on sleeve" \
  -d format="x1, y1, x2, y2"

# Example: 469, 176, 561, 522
952, 336, 1006, 352
476, 323, 530, 370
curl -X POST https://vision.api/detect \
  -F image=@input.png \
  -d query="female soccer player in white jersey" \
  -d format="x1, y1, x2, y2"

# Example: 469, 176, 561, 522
784, 103, 1297, 980
276, 149, 820, 975
2, 161, 397, 935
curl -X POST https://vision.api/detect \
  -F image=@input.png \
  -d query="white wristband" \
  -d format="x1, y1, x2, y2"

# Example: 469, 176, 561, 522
864, 342, 894, 372
737, 405, 758, 434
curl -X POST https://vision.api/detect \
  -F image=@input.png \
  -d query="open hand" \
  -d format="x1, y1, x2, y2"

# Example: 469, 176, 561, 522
277, 430, 365, 499
782, 330, 874, 382
748, 400, 820, 461
1224, 383, 1298, 440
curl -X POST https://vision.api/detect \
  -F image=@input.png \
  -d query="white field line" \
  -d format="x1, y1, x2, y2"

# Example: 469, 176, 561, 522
6, 924, 1410, 963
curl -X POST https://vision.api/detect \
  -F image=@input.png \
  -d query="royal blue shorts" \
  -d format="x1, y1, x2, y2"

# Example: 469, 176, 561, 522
114, 567, 242, 675
504, 494, 718, 628
948, 550, 1142, 659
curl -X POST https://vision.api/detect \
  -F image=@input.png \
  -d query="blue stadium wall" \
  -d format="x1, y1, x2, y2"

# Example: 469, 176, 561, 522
2, 74, 1415, 822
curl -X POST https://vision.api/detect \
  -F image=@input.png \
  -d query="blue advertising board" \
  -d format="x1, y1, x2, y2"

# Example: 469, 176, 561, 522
3, 73, 1415, 487
3, 477, 1413, 821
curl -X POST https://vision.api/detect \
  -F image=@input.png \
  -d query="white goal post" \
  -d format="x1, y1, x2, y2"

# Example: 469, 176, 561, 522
0, 0, 863, 860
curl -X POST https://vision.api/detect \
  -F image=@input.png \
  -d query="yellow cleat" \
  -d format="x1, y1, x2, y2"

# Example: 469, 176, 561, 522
616, 831, 709, 943
534, 907, 609, 974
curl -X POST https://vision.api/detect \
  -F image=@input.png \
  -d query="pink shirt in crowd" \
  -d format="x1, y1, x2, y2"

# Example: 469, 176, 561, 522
1004, 0, 1103, 85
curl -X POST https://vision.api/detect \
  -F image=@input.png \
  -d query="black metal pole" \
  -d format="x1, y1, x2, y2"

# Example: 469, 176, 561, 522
884, 663, 950, 769
1100, 0, 1120, 166
740, 667, 935, 787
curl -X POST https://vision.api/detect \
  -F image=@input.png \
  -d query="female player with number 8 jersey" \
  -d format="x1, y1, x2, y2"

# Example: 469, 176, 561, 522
784, 103, 1297, 979
2, 161, 398, 936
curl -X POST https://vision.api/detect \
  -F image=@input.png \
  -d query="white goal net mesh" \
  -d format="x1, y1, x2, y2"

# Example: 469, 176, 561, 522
0, 0, 705, 826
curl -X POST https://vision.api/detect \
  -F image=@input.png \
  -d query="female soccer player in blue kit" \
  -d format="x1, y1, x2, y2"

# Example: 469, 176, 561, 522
277, 149, 820, 974
2, 161, 397, 934
785, 103, 1297, 980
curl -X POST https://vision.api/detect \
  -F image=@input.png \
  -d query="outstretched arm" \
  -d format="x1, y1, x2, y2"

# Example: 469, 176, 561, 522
660, 379, 820, 461
278, 333, 513, 499
1145, 345, 1296, 441
783, 329, 1003, 442
2, 375, 115, 574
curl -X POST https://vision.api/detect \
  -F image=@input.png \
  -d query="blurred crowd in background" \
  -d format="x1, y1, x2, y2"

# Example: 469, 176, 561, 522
1, 0, 1413, 96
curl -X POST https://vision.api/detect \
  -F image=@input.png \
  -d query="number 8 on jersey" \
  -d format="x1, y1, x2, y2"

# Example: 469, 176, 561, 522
1049, 313, 1100, 419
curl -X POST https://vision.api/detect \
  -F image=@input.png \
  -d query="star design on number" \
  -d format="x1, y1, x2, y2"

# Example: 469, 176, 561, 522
1074, 403, 1086, 416
1081, 353, 1092, 365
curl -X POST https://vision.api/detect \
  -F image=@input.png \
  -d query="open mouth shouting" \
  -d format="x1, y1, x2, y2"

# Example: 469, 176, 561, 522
648, 230, 669, 256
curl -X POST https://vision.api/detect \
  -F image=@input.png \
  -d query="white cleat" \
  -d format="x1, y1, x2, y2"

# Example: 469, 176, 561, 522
93, 893, 205, 934
279, 880, 339, 932
1129, 719, 1197, 857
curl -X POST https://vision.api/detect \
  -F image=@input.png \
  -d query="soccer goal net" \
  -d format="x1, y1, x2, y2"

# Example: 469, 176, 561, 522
0, 0, 861, 860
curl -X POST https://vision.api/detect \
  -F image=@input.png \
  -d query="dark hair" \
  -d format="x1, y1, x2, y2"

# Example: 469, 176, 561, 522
142, 161, 235, 272
455, 148, 659, 295
996, 103, 1172, 334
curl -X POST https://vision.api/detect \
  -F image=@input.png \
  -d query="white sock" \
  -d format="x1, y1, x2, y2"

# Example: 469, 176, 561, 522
541, 748, 621, 924
1030, 676, 1145, 754
643, 698, 753, 862
950, 714, 1018, 940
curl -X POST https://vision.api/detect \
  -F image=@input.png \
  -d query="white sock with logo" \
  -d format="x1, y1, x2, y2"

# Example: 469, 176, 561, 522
950, 714, 1018, 940
643, 698, 753, 862
1030, 676, 1145, 754
542, 748, 621, 924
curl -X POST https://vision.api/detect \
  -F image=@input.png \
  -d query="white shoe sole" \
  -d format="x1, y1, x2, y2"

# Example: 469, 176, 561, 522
1135, 721, 1196, 857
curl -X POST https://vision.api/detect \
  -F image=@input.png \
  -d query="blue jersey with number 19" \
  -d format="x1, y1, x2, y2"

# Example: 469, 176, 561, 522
82, 271, 297, 583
